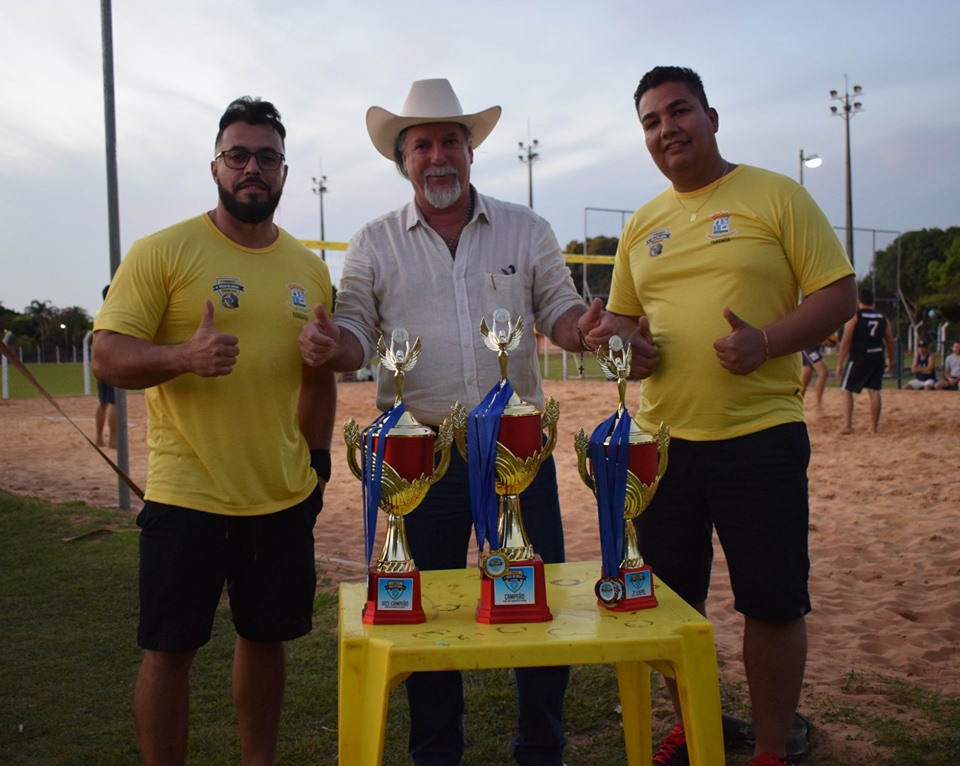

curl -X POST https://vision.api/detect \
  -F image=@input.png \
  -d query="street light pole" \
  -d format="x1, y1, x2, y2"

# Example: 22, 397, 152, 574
312, 170, 328, 261
798, 149, 821, 186
518, 138, 539, 208
830, 76, 864, 267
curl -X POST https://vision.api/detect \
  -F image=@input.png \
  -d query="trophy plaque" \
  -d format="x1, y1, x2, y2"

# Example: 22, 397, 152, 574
575, 335, 669, 611
453, 309, 558, 624
344, 329, 453, 625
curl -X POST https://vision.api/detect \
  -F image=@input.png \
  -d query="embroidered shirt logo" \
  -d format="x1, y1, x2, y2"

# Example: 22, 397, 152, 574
706, 212, 736, 243
286, 282, 312, 320
646, 228, 671, 257
213, 277, 244, 309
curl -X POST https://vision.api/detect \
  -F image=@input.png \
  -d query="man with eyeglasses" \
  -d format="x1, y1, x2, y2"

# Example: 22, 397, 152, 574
92, 96, 335, 765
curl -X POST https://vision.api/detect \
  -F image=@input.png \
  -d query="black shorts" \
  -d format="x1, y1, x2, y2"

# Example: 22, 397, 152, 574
97, 380, 115, 406
801, 346, 823, 367
840, 353, 885, 392
137, 487, 323, 652
636, 423, 811, 622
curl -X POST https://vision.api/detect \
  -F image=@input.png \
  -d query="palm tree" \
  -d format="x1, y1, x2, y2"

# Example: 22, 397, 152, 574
24, 299, 55, 361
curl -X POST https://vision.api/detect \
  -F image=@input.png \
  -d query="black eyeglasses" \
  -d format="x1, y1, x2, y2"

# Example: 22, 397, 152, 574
215, 148, 285, 171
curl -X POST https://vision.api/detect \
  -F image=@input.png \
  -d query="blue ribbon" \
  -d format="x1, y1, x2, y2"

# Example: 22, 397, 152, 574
361, 402, 406, 566
467, 379, 514, 553
589, 409, 632, 578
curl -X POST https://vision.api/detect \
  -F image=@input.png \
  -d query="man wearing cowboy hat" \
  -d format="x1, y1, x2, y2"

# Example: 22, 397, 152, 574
301, 78, 615, 766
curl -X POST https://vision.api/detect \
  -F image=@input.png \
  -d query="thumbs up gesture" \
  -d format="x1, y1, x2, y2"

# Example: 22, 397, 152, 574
300, 304, 340, 367
713, 307, 767, 375
186, 300, 240, 377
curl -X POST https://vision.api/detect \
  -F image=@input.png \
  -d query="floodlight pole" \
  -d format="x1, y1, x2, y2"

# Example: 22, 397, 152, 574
100, 0, 131, 511
830, 76, 864, 268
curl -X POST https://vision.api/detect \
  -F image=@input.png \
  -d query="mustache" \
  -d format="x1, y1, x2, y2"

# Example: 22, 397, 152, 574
237, 179, 269, 190
424, 166, 457, 178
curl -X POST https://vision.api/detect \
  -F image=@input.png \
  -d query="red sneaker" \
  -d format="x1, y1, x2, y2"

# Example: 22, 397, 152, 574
749, 752, 787, 766
652, 722, 688, 765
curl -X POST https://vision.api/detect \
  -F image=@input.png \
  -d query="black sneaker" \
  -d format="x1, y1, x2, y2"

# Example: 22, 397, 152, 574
721, 713, 754, 748
653, 722, 688, 765
786, 712, 811, 759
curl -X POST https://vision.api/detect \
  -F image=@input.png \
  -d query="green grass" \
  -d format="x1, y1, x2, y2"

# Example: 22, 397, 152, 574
2, 362, 89, 399
2, 491, 959, 765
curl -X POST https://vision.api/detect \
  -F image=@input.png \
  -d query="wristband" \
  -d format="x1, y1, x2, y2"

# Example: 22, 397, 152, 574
310, 449, 332, 483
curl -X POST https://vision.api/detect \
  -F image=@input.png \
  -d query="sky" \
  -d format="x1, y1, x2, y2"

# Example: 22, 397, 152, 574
2, 0, 959, 320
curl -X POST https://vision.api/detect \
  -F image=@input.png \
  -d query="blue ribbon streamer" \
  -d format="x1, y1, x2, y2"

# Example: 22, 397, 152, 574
589, 409, 632, 578
466, 379, 514, 553
361, 402, 406, 566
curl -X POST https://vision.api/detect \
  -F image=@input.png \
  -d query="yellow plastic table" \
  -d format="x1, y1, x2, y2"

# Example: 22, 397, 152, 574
337, 561, 724, 766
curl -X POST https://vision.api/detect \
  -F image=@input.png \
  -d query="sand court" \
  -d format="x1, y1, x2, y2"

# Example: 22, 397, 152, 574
2, 380, 958, 759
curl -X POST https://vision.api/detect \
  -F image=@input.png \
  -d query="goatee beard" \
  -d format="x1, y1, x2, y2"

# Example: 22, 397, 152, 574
423, 172, 462, 209
218, 182, 282, 224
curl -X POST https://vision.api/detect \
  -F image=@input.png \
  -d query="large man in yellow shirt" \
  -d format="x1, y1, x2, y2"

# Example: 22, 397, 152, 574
606, 66, 856, 766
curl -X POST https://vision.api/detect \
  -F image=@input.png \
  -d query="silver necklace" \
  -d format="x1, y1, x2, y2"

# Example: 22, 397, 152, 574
444, 197, 474, 252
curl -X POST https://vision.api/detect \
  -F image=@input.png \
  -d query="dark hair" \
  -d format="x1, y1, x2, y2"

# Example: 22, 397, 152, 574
215, 97, 286, 150
859, 288, 874, 305
633, 66, 710, 113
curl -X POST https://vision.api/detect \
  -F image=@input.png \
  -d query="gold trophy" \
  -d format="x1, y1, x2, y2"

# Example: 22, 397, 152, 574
344, 328, 453, 625
452, 309, 558, 624
575, 335, 669, 610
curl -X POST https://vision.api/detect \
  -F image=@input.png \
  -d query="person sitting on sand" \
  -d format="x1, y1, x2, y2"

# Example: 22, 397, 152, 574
905, 339, 936, 390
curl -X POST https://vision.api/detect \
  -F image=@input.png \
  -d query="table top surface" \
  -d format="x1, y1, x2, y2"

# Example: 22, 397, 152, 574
338, 561, 712, 654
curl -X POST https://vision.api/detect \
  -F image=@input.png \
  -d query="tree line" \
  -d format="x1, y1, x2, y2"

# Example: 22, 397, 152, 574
3, 225, 957, 362
0, 299, 93, 362
566, 226, 960, 345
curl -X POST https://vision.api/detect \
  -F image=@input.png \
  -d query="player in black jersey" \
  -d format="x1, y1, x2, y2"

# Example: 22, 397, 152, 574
836, 288, 894, 433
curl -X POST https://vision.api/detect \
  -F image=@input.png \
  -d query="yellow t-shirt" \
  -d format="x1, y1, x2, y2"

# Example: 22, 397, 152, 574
608, 165, 853, 441
95, 215, 333, 515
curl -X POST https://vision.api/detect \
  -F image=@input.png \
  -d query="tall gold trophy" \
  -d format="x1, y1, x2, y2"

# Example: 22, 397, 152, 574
344, 329, 453, 625
452, 309, 558, 624
575, 336, 669, 611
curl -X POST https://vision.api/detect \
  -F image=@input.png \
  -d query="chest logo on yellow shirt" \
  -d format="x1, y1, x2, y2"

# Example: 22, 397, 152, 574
213, 277, 244, 309
706, 212, 736, 243
646, 228, 670, 257
286, 282, 312, 320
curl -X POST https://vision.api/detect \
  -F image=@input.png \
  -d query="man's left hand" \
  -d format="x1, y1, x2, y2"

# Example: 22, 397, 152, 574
714, 307, 767, 375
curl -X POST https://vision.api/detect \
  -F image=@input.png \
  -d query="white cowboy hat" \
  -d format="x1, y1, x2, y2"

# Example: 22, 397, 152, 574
366, 78, 502, 160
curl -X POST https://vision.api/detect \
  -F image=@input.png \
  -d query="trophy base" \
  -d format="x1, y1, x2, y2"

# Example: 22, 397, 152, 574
476, 554, 553, 624
602, 565, 658, 612
362, 565, 426, 625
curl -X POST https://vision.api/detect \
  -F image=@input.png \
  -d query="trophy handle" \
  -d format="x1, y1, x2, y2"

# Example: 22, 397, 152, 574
654, 421, 670, 483
451, 401, 469, 461
344, 417, 363, 481
537, 396, 560, 469
429, 418, 455, 487
573, 428, 595, 492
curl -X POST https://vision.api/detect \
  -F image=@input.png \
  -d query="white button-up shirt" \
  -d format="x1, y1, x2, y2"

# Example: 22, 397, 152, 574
335, 189, 584, 426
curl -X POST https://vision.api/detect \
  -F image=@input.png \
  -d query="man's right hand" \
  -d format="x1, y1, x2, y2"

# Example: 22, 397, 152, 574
184, 299, 239, 377
300, 304, 340, 367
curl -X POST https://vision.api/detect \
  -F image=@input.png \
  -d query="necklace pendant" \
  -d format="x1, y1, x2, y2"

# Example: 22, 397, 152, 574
690, 212, 697, 222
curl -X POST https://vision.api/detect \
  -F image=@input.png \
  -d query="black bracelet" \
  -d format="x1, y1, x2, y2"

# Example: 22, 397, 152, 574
310, 449, 332, 483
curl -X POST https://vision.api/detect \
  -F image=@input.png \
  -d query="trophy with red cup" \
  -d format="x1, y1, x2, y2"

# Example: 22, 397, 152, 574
574, 335, 669, 611
344, 328, 453, 625
452, 309, 558, 624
